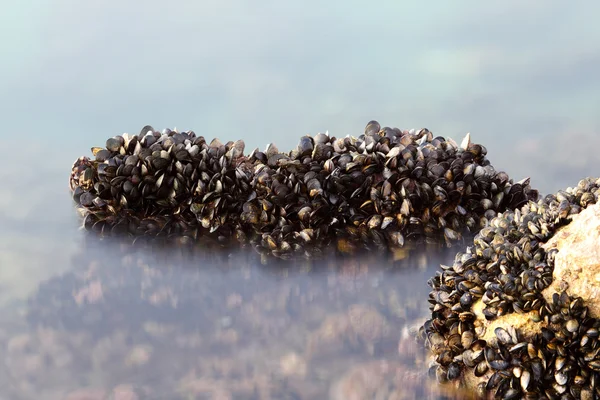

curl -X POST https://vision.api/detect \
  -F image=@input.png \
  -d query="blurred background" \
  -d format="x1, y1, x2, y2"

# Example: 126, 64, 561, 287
0, 1, 598, 398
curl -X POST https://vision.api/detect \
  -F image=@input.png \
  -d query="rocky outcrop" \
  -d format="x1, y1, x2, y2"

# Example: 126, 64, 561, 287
444, 199, 600, 397
422, 177, 600, 399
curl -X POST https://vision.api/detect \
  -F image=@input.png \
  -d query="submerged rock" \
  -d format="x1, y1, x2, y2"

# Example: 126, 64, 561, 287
461, 201, 600, 396
542, 202, 600, 318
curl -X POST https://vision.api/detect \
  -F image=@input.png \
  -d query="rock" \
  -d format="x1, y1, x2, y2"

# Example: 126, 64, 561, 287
449, 201, 600, 394
542, 202, 600, 317
470, 299, 546, 343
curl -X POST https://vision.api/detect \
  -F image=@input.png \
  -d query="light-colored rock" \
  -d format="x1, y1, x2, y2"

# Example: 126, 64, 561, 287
471, 298, 547, 343
542, 202, 600, 317
459, 299, 548, 394
457, 201, 600, 392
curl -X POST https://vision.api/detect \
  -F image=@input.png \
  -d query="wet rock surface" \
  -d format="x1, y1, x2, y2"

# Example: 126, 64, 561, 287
542, 202, 600, 318
457, 201, 600, 398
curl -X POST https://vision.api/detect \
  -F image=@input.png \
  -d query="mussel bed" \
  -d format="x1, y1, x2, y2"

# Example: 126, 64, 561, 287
69, 121, 538, 259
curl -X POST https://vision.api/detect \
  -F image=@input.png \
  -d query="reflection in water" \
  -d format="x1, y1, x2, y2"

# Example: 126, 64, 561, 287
1, 235, 471, 399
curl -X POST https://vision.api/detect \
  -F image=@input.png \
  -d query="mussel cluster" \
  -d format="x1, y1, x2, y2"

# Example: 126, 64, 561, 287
69, 121, 538, 258
421, 178, 600, 399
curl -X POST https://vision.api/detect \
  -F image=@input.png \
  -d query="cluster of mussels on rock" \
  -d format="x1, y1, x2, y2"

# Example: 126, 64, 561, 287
420, 178, 600, 399
69, 121, 538, 259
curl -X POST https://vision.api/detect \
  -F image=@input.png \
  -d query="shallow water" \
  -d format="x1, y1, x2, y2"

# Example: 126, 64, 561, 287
1, 234, 464, 399
1, 1, 599, 399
